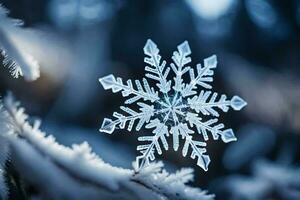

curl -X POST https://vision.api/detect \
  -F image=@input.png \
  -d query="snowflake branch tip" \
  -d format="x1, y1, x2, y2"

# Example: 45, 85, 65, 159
231, 95, 247, 110
100, 118, 115, 134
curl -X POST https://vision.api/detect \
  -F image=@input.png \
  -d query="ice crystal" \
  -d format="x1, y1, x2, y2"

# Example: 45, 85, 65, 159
99, 39, 247, 171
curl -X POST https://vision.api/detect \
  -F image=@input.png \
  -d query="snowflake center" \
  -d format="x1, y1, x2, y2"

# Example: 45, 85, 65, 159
159, 93, 186, 124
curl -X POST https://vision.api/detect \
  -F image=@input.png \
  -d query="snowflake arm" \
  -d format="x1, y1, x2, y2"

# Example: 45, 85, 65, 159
187, 91, 247, 117
99, 74, 159, 104
186, 112, 237, 143
170, 41, 191, 92
181, 55, 217, 97
136, 119, 169, 169
100, 103, 155, 134
171, 123, 210, 171
144, 39, 171, 93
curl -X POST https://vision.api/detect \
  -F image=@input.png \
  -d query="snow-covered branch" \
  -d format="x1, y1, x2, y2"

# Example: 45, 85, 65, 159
133, 162, 213, 200
0, 93, 214, 200
0, 5, 40, 81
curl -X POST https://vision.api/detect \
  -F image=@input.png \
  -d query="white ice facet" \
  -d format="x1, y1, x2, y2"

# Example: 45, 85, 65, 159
99, 39, 247, 171
99, 75, 117, 90
220, 129, 237, 143
231, 95, 248, 111
100, 118, 115, 134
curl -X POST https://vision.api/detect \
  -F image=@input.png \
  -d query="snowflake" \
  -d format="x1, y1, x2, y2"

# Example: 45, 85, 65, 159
99, 39, 247, 171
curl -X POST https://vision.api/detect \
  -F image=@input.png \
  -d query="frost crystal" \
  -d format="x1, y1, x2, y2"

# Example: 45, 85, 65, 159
99, 39, 247, 171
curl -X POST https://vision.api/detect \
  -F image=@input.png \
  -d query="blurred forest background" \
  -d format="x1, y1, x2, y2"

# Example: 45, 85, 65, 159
0, 0, 300, 199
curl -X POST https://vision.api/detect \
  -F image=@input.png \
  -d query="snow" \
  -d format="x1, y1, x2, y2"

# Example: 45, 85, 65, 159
99, 39, 247, 171
133, 162, 214, 200
0, 93, 214, 200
